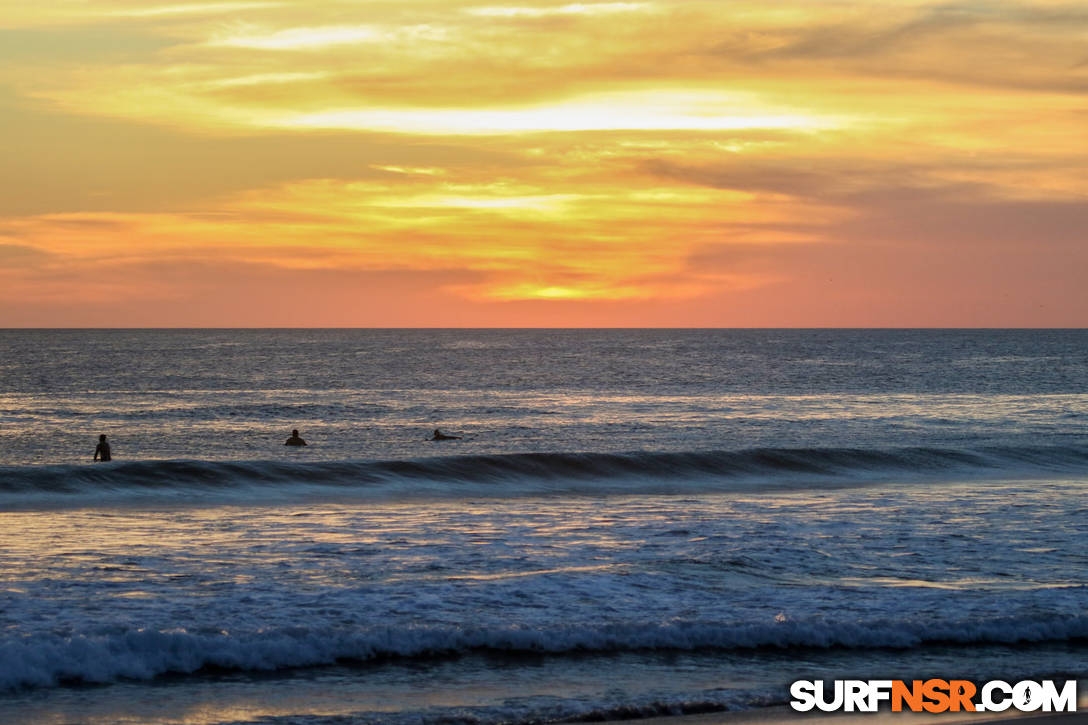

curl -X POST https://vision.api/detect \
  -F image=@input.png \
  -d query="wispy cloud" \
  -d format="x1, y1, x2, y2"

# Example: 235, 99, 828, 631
207, 24, 385, 50
111, 2, 284, 18
465, 3, 650, 18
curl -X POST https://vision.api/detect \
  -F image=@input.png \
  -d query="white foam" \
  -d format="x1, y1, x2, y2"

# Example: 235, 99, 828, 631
4, 613, 1087, 692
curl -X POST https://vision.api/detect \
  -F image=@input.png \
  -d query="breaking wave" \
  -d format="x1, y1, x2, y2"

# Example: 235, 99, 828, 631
3, 612, 1086, 692
1, 445, 1087, 506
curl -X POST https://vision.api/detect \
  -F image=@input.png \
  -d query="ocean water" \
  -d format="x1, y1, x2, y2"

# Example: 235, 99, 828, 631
0, 329, 1086, 724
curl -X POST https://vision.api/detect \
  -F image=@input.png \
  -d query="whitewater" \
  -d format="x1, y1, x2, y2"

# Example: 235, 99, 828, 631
0, 329, 1085, 724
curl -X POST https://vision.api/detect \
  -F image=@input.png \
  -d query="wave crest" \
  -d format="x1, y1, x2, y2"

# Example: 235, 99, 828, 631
1, 445, 1086, 504
3, 613, 1086, 692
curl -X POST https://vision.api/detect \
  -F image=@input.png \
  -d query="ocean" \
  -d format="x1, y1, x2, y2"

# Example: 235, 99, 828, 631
0, 329, 1085, 724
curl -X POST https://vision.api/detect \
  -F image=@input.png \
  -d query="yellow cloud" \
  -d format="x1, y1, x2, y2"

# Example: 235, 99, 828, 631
271, 90, 843, 135
465, 3, 651, 18
207, 24, 384, 50
112, 2, 284, 18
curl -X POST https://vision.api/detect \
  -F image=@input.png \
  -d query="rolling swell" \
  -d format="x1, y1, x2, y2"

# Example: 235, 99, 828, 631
1, 445, 1086, 502
3, 613, 1087, 692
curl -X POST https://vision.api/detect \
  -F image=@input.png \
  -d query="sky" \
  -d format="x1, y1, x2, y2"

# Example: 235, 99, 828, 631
1, 0, 1086, 327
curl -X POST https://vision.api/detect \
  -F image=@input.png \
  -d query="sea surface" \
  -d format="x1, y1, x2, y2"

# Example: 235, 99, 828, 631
0, 329, 1086, 724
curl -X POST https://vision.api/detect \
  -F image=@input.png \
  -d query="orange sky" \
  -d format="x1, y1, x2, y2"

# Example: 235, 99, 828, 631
1, 0, 1086, 326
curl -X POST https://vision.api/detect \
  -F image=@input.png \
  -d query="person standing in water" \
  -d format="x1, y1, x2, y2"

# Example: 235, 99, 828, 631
285, 429, 307, 446
93, 434, 112, 462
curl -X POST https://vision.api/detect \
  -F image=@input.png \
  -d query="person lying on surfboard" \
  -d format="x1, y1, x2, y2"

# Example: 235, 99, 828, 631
431, 429, 461, 441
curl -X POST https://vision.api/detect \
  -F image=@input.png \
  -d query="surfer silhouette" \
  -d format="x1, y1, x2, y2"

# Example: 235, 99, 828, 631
93, 434, 112, 462
284, 429, 307, 446
431, 429, 460, 441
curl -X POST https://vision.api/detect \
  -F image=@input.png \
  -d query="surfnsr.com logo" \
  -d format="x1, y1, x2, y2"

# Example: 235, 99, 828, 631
790, 679, 1078, 713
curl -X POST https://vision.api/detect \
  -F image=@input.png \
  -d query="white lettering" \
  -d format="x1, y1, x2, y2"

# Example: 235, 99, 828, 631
1040, 680, 1077, 712
1013, 681, 1043, 712
982, 681, 1013, 712
867, 680, 893, 711
845, 680, 868, 712
789, 680, 817, 712
816, 680, 844, 712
